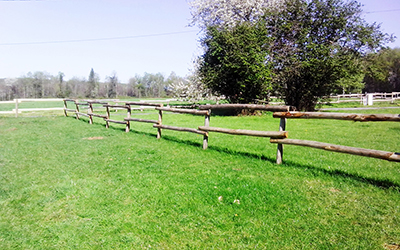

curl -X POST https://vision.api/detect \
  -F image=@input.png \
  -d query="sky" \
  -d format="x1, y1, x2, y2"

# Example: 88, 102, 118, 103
0, 0, 399, 83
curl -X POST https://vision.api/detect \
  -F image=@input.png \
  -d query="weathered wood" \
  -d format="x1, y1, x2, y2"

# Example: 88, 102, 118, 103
125, 102, 163, 107
270, 139, 400, 162
75, 102, 80, 120
105, 119, 127, 125
63, 99, 76, 102
63, 100, 68, 117
199, 104, 290, 112
276, 118, 287, 165
198, 126, 288, 138
156, 107, 209, 116
124, 118, 159, 124
86, 101, 108, 104
75, 102, 89, 106
90, 113, 108, 119
103, 104, 129, 109
105, 106, 110, 128
273, 112, 400, 122
76, 112, 90, 117
157, 108, 163, 139
15, 99, 18, 118
126, 106, 131, 133
203, 110, 211, 150
154, 124, 208, 136
88, 103, 94, 124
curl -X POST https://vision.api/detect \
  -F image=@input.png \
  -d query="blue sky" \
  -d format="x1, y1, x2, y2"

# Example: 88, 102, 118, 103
0, 0, 399, 83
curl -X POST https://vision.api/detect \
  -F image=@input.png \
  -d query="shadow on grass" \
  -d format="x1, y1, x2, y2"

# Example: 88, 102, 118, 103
160, 135, 400, 190
282, 160, 400, 191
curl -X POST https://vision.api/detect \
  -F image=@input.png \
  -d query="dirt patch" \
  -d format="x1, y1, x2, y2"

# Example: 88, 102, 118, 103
6, 128, 17, 132
82, 137, 104, 140
384, 243, 400, 250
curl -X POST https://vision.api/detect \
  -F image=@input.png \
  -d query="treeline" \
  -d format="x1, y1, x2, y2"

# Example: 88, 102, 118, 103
0, 69, 188, 101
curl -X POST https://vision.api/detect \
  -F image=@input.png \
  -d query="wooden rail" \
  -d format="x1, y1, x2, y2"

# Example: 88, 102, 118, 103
124, 118, 158, 124
273, 112, 400, 122
156, 107, 209, 116
198, 126, 287, 138
154, 124, 208, 136
125, 102, 163, 107
199, 104, 290, 112
270, 139, 400, 162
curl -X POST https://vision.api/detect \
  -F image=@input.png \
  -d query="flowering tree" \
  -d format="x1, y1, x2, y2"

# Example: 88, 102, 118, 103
189, 0, 282, 30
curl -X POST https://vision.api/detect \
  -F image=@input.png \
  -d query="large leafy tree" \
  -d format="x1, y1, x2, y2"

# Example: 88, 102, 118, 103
364, 48, 400, 92
199, 23, 272, 103
190, 0, 392, 110
263, 0, 393, 110
86, 68, 100, 98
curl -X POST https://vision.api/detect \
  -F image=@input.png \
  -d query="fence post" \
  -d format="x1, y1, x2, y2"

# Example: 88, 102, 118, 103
75, 101, 80, 120
126, 104, 131, 133
105, 105, 110, 128
15, 99, 18, 118
88, 103, 94, 124
203, 110, 211, 150
276, 118, 286, 164
63, 99, 68, 117
157, 104, 163, 139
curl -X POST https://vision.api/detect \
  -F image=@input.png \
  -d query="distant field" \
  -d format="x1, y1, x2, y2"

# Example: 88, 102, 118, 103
0, 108, 399, 249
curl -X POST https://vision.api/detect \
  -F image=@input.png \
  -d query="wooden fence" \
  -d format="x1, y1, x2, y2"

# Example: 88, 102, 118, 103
0, 98, 64, 117
63, 99, 400, 164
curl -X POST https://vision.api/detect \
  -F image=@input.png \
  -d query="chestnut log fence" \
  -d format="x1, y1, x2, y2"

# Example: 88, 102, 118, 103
63, 99, 400, 164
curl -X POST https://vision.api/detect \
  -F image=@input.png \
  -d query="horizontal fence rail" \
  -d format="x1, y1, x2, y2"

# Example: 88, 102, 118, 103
270, 139, 400, 162
273, 112, 400, 122
198, 126, 288, 138
59, 100, 400, 165
199, 104, 290, 112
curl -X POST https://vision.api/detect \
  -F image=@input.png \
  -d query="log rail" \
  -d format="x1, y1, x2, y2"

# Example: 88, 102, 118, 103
273, 112, 400, 122
270, 139, 400, 162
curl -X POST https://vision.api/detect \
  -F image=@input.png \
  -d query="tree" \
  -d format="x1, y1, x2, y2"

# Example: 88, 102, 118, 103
107, 72, 118, 98
263, 0, 393, 110
199, 23, 272, 103
189, 0, 282, 30
56, 72, 65, 98
364, 48, 400, 92
86, 68, 99, 98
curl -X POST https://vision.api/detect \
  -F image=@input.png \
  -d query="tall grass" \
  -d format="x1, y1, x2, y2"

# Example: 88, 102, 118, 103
0, 109, 399, 249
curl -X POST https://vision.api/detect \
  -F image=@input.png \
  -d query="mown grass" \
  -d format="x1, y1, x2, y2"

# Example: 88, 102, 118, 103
0, 108, 399, 249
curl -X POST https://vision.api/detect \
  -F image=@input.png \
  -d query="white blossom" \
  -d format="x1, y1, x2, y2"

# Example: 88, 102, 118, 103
188, 0, 284, 30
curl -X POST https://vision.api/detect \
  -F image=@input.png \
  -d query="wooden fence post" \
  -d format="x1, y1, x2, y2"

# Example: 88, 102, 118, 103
105, 105, 110, 128
63, 99, 68, 117
276, 118, 286, 164
15, 99, 18, 118
88, 103, 94, 124
75, 101, 80, 120
157, 104, 163, 139
203, 110, 211, 150
126, 104, 131, 133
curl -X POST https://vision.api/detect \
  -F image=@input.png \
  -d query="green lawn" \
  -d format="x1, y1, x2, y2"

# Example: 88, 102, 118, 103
0, 109, 399, 249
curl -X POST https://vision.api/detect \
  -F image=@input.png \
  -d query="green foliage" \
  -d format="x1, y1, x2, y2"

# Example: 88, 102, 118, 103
264, 0, 392, 110
86, 68, 99, 98
364, 47, 400, 92
194, 0, 393, 110
0, 111, 399, 248
199, 23, 272, 103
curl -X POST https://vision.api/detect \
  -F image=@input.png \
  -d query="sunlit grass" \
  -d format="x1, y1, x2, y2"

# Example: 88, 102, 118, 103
0, 108, 399, 249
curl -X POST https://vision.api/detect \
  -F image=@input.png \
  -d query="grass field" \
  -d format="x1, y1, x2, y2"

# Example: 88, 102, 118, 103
0, 107, 400, 249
